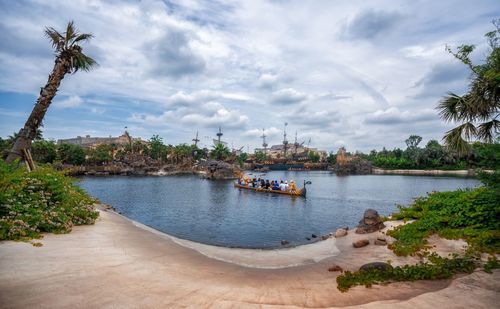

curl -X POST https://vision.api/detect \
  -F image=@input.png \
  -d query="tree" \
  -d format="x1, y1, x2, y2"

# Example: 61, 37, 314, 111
57, 143, 85, 165
87, 144, 113, 165
326, 152, 337, 165
237, 152, 248, 167
210, 143, 231, 161
6, 21, 97, 163
31, 140, 57, 163
437, 19, 500, 155
148, 135, 166, 160
405, 135, 422, 149
308, 151, 320, 163
254, 150, 266, 162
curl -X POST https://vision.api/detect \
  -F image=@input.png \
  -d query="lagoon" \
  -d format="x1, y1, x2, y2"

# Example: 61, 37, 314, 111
78, 171, 480, 249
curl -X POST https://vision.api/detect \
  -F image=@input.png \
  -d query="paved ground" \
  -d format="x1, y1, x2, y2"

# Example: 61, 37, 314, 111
0, 209, 498, 308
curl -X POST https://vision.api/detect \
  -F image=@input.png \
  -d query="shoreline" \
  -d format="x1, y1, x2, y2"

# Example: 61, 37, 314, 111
1, 207, 499, 308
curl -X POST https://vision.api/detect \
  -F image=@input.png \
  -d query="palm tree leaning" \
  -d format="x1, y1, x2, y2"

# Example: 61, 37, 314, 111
6, 21, 97, 163
437, 19, 499, 155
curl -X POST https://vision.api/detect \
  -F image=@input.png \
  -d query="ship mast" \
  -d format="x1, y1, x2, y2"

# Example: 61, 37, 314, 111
192, 131, 200, 147
216, 127, 223, 145
261, 128, 268, 157
283, 122, 288, 158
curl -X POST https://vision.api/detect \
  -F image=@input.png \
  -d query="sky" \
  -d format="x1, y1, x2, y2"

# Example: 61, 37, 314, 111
0, 0, 499, 153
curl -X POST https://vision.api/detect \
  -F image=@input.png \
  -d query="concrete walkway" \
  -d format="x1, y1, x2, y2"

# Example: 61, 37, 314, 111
0, 209, 498, 308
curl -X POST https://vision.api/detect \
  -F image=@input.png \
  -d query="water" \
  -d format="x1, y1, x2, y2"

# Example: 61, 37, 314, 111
77, 171, 480, 249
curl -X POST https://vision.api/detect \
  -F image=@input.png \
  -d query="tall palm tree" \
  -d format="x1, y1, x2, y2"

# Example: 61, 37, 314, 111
6, 21, 97, 163
437, 19, 499, 155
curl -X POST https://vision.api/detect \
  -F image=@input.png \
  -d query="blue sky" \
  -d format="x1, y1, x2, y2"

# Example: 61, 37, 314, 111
0, 0, 499, 152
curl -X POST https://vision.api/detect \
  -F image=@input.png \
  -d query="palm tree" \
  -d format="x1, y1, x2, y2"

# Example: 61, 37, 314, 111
437, 19, 499, 155
6, 21, 97, 163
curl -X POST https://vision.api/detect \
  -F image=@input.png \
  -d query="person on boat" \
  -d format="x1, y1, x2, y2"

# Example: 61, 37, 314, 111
279, 180, 286, 191
272, 181, 280, 190
260, 178, 265, 188
290, 180, 296, 192
265, 180, 271, 189
284, 181, 290, 191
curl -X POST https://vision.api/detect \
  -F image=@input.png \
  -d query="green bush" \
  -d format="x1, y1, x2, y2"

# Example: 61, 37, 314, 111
388, 182, 500, 256
0, 160, 98, 240
336, 253, 476, 292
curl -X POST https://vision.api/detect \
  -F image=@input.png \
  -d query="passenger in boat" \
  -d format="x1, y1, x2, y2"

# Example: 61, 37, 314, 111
279, 180, 286, 191
284, 181, 290, 191
290, 180, 296, 192
265, 180, 271, 189
272, 181, 280, 190
260, 178, 265, 188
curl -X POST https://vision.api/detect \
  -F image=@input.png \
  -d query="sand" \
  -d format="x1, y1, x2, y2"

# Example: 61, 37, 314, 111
0, 208, 498, 308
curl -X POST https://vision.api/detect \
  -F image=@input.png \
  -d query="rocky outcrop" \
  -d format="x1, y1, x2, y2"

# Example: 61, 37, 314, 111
332, 158, 372, 175
374, 237, 387, 246
194, 160, 241, 180
355, 209, 385, 234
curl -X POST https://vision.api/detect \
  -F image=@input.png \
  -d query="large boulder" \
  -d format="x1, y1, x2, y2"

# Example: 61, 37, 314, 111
195, 160, 241, 180
352, 239, 369, 248
355, 209, 385, 234
359, 262, 393, 272
335, 228, 348, 238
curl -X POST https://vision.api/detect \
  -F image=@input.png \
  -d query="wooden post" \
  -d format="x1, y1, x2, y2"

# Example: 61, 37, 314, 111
21, 148, 36, 172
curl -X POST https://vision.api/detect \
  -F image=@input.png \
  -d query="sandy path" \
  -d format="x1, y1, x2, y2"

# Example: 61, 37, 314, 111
0, 209, 498, 308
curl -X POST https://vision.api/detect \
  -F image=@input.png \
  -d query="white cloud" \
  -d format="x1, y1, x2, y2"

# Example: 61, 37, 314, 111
271, 88, 307, 105
53, 96, 83, 109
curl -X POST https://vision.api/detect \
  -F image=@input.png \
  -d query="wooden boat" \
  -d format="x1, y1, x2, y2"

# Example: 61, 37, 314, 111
233, 180, 311, 197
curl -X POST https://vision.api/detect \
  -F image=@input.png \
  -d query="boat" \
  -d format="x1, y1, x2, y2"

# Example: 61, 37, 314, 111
233, 180, 311, 197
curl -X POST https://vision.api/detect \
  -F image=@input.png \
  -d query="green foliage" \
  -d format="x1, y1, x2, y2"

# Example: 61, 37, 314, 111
254, 150, 266, 162
0, 160, 98, 240
86, 144, 113, 164
148, 135, 167, 160
210, 143, 231, 161
336, 253, 476, 292
57, 143, 85, 165
308, 151, 320, 163
237, 152, 248, 167
483, 256, 500, 273
31, 140, 57, 163
326, 152, 336, 165
388, 178, 500, 256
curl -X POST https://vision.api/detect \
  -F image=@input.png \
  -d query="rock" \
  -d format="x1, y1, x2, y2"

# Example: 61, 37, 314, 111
359, 262, 393, 272
281, 240, 289, 246
305, 237, 311, 241
328, 265, 343, 272
374, 239, 387, 246
355, 209, 386, 234
352, 239, 369, 248
335, 228, 348, 238
311, 234, 317, 238
321, 235, 330, 240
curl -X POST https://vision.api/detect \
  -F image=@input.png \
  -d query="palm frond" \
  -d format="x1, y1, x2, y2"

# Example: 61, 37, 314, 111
71, 33, 94, 46
44, 27, 64, 50
437, 92, 463, 122
476, 120, 500, 143
65, 21, 77, 48
70, 51, 98, 73
442, 125, 471, 156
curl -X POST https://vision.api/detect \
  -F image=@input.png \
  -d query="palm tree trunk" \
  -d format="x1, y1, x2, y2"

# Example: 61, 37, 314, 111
6, 57, 69, 163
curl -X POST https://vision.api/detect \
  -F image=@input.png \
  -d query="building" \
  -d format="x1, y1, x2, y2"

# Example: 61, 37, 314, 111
57, 131, 143, 149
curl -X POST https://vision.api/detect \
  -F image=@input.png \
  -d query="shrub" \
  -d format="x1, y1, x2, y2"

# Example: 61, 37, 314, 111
336, 253, 476, 292
388, 179, 500, 256
0, 160, 98, 240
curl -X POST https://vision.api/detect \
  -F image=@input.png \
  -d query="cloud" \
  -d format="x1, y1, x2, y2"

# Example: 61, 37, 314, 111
53, 96, 84, 109
413, 62, 469, 98
242, 126, 281, 138
364, 107, 437, 125
270, 88, 307, 105
258, 73, 278, 89
342, 9, 404, 40
147, 29, 206, 77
